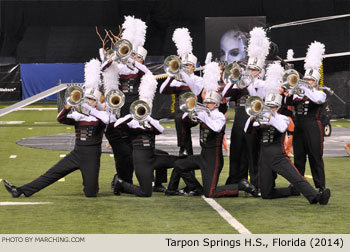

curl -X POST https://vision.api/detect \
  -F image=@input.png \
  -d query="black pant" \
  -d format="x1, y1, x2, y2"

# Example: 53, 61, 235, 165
226, 108, 259, 187
293, 118, 325, 189
20, 145, 101, 197
153, 149, 170, 185
174, 147, 239, 198
175, 112, 197, 155
259, 140, 318, 203
120, 149, 179, 197
106, 128, 134, 184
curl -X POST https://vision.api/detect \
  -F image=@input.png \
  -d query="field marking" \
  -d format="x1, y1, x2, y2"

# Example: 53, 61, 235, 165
34, 122, 59, 125
58, 178, 65, 182
9, 155, 17, 158
202, 196, 252, 234
19, 108, 57, 111
0, 178, 2, 182
59, 154, 66, 158
305, 175, 313, 179
0, 202, 52, 206
0, 121, 25, 125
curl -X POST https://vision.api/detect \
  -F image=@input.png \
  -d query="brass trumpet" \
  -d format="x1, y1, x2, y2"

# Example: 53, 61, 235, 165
245, 96, 274, 122
105, 89, 125, 115
130, 100, 151, 122
65, 86, 83, 106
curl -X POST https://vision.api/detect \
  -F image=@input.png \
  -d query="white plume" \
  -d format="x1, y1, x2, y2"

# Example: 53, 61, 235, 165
264, 62, 284, 95
304, 41, 325, 71
133, 18, 147, 48
84, 58, 101, 89
287, 49, 294, 60
139, 72, 158, 106
205, 52, 212, 65
203, 62, 221, 92
122, 16, 147, 48
102, 62, 119, 94
247, 27, 270, 62
172, 28, 193, 57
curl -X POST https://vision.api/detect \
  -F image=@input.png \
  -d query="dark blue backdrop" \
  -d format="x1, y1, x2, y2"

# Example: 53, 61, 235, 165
20, 63, 84, 101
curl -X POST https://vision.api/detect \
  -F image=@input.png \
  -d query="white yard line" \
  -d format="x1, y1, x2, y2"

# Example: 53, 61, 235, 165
202, 196, 252, 234
19, 108, 57, 111
0, 202, 52, 206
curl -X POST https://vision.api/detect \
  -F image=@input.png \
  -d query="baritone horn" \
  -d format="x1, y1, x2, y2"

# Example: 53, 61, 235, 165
179, 92, 210, 115
105, 89, 125, 114
223, 63, 254, 88
112, 39, 135, 70
114, 39, 132, 60
164, 55, 183, 80
65, 86, 83, 106
130, 100, 151, 122
223, 62, 242, 84
282, 69, 300, 88
245, 96, 274, 121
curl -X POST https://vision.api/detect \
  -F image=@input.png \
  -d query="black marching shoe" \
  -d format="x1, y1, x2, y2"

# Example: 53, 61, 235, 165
111, 173, 118, 190
153, 184, 167, 193
165, 189, 183, 196
112, 176, 124, 196
179, 186, 190, 194
3, 180, 22, 198
179, 147, 188, 157
239, 179, 259, 197
183, 188, 204, 197
317, 188, 331, 205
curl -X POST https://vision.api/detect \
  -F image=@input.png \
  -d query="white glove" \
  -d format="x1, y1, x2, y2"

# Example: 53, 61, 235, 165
114, 114, 132, 128
81, 103, 92, 114
145, 115, 152, 122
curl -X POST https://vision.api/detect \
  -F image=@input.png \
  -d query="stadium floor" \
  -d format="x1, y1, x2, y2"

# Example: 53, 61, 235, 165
16, 127, 350, 157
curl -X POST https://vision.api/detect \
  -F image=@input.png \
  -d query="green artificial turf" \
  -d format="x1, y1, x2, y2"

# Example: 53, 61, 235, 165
0, 109, 349, 234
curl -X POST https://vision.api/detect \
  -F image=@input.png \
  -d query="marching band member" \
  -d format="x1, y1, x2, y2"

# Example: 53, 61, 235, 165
113, 72, 179, 197
281, 49, 297, 157
171, 61, 258, 198
223, 27, 269, 190
3, 59, 109, 198
286, 41, 329, 192
160, 28, 203, 157
244, 62, 330, 204
102, 16, 159, 189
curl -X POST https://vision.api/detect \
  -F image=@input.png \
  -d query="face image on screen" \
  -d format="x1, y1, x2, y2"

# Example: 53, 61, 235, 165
205, 17, 266, 64
219, 30, 248, 63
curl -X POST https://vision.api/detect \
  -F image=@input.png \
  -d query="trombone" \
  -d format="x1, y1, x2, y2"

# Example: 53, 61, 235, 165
130, 99, 151, 122
223, 62, 254, 88
105, 89, 125, 116
245, 96, 275, 123
179, 92, 210, 121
